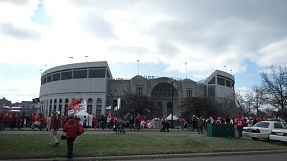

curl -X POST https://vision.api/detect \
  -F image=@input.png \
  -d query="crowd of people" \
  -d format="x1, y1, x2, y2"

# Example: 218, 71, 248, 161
0, 111, 73, 131
176, 114, 284, 137
91, 113, 143, 133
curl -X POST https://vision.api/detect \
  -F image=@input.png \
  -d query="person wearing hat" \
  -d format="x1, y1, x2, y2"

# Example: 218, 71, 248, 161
50, 109, 60, 147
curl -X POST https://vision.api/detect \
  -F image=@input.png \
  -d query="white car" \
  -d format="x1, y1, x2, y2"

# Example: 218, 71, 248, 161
269, 125, 287, 144
243, 121, 287, 140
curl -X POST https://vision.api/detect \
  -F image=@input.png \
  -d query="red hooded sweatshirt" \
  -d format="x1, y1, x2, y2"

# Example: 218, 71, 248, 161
63, 119, 79, 139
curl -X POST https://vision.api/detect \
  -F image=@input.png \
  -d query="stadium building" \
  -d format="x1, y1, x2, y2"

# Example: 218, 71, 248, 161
39, 61, 235, 117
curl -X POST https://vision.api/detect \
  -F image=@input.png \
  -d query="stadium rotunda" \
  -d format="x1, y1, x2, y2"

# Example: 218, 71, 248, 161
39, 61, 235, 117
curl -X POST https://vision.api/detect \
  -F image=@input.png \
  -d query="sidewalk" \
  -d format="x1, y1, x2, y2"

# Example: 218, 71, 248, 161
7, 150, 287, 161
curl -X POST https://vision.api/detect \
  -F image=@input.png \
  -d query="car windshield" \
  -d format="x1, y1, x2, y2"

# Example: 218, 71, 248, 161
254, 122, 270, 128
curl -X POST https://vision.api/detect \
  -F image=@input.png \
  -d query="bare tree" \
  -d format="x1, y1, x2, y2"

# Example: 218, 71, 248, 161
235, 92, 252, 118
119, 93, 160, 119
179, 97, 216, 119
260, 65, 287, 120
245, 85, 265, 117
216, 96, 237, 118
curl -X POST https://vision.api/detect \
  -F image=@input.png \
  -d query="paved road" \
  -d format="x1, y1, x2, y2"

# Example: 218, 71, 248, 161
111, 153, 287, 161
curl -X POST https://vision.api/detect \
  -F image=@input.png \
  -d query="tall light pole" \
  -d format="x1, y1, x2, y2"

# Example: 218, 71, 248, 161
171, 78, 174, 128
185, 63, 187, 79
224, 66, 227, 72
137, 60, 139, 75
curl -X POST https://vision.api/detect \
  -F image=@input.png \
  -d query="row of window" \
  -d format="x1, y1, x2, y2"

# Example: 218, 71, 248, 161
41, 67, 111, 85
208, 76, 234, 88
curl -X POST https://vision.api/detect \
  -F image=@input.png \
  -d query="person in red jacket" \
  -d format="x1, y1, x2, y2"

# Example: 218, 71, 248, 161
50, 110, 60, 147
179, 118, 185, 130
92, 116, 98, 130
0, 112, 5, 131
137, 114, 142, 130
215, 117, 221, 124
63, 115, 79, 160
10, 113, 16, 129
31, 113, 36, 129
235, 113, 245, 138
4, 114, 10, 129
15, 114, 22, 130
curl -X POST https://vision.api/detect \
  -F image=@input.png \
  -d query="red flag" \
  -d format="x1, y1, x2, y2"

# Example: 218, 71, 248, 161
73, 104, 80, 110
66, 98, 80, 110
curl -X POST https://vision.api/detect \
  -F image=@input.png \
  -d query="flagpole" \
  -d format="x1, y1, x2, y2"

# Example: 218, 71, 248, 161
224, 66, 227, 72
137, 60, 139, 76
185, 63, 187, 79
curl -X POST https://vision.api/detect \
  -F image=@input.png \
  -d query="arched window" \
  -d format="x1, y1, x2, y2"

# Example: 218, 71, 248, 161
96, 98, 102, 117
54, 99, 57, 111
59, 99, 62, 115
64, 98, 69, 115
87, 98, 93, 115
46, 100, 49, 115
49, 99, 52, 115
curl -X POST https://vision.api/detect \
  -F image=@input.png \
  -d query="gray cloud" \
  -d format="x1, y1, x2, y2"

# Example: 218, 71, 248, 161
80, 14, 117, 39
110, 46, 149, 55
157, 41, 179, 57
0, 23, 41, 40
135, 0, 287, 68
0, 0, 30, 6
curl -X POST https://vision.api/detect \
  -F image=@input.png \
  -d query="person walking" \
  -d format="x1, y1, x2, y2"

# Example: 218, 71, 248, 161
134, 116, 140, 132
46, 115, 51, 131
16, 114, 22, 130
179, 117, 185, 130
10, 113, 16, 129
235, 113, 245, 138
137, 114, 142, 131
38, 113, 45, 131
190, 115, 197, 131
31, 113, 36, 129
198, 117, 204, 134
99, 114, 105, 130
63, 116, 80, 160
106, 116, 111, 129
83, 116, 87, 130
50, 109, 60, 147
225, 116, 231, 124
0, 112, 5, 131
129, 115, 135, 131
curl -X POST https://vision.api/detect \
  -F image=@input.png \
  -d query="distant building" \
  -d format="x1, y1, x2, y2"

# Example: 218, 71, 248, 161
0, 97, 12, 108
0, 98, 36, 115
39, 61, 235, 117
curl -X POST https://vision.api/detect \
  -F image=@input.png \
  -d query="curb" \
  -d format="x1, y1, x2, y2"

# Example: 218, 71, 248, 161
8, 150, 287, 161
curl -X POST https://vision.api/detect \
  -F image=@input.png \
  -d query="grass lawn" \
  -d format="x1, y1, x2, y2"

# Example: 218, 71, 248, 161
0, 133, 287, 159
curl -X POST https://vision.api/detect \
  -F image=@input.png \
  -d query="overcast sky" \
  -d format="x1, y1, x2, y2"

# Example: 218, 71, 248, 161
0, 0, 287, 102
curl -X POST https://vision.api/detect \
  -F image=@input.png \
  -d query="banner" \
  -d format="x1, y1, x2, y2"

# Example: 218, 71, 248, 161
68, 110, 75, 115
117, 98, 121, 109
106, 105, 111, 110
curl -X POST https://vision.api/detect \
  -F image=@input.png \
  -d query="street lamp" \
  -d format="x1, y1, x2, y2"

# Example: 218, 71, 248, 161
171, 78, 174, 128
